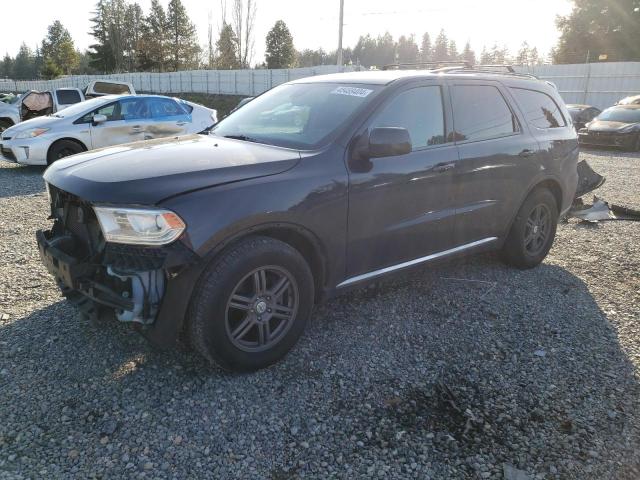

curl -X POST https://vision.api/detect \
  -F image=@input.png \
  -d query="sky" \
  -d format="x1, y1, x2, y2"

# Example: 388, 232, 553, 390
0, 0, 574, 64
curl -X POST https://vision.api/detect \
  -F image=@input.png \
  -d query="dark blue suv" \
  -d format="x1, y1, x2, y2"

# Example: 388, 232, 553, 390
37, 67, 579, 371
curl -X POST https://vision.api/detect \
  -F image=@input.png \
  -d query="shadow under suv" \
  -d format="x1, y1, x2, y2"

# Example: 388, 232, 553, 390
37, 68, 579, 371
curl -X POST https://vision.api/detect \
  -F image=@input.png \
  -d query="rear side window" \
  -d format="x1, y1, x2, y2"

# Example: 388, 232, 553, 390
370, 86, 445, 149
511, 88, 566, 129
91, 82, 132, 95
56, 90, 82, 105
450, 85, 518, 142
149, 98, 184, 118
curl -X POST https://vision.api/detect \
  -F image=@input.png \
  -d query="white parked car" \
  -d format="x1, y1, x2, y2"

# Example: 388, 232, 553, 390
0, 80, 136, 132
0, 94, 217, 165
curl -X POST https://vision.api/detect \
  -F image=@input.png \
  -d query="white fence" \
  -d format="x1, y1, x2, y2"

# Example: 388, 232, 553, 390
2, 62, 640, 109
515, 62, 640, 109
0, 65, 356, 97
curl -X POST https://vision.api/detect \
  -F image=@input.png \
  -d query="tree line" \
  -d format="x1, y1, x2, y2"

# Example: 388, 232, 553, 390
1, 0, 639, 80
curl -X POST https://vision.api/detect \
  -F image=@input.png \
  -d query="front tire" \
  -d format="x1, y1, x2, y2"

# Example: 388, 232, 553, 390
188, 236, 314, 371
501, 188, 558, 269
47, 140, 83, 165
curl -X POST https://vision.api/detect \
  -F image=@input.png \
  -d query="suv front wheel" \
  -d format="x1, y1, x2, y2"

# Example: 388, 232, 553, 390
501, 188, 559, 269
188, 236, 314, 371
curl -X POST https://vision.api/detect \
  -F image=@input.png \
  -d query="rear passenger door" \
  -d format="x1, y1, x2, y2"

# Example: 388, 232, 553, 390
146, 97, 192, 139
448, 81, 540, 246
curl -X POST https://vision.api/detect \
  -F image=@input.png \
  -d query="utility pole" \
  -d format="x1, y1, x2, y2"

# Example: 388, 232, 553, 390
337, 0, 344, 67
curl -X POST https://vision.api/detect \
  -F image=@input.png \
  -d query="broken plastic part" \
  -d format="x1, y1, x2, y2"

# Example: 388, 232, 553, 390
568, 196, 640, 222
575, 160, 606, 198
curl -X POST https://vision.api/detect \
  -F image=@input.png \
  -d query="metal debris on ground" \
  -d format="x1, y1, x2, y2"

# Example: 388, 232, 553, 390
575, 160, 606, 198
569, 197, 640, 223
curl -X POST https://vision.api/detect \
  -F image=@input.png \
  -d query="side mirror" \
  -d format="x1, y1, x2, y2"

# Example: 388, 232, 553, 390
92, 114, 107, 125
368, 127, 412, 158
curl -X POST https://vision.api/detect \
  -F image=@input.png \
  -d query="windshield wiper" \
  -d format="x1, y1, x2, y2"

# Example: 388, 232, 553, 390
222, 134, 261, 143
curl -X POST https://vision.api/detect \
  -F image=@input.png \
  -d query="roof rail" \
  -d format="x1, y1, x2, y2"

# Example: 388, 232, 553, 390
381, 61, 471, 71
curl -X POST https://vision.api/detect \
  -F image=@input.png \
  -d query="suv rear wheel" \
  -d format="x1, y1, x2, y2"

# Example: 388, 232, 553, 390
501, 188, 558, 269
188, 236, 314, 371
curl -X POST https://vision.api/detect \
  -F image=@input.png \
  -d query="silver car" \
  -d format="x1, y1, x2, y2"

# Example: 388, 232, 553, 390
0, 94, 217, 166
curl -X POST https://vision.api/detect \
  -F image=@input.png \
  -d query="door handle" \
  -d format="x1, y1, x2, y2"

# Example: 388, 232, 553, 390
130, 125, 143, 133
519, 149, 534, 158
176, 121, 188, 126
433, 162, 455, 173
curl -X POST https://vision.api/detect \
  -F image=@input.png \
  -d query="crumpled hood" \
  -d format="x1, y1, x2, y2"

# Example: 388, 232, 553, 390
588, 120, 638, 132
44, 134, 301, 204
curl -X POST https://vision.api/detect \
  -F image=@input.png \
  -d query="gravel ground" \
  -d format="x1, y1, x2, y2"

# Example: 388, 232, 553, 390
0, 150, 639, 479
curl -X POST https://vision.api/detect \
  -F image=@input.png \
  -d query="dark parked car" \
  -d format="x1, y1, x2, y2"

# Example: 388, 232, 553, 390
566, 104, 601, 131
37, 68, 579, 371
578, 105, 640, 150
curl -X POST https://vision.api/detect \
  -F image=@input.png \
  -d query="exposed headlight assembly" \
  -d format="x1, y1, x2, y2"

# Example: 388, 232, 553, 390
93, 206, 186, 246
14, 128, 49, 139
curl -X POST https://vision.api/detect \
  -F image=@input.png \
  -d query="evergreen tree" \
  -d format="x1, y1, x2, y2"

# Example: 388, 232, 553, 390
41, 20, 79, 77
265, 20, 295, 69
216, 22, 240, 69
353, 34, 377, 67
462, 41, 475, 65
88, 0, 114, 72
138, 0, 169, 71
448, 40, 459, 61
12, 44, 37, 80
0, 54, 14, 79
396, 35, 419, 64
420, 32, 432, 62
123, 2, 144, 71
376, 32, 395, 66
433, 30, 449, 62
516, 41, 530, 65
167, 0, 201, 71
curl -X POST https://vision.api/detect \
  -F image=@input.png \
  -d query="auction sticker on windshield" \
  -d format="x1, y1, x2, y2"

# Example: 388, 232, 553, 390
331, 87, 373, 97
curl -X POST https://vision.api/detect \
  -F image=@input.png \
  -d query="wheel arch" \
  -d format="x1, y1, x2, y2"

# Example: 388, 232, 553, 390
502, 176, 564, 244
202, 223, 329, 302
46, 137, 88, 162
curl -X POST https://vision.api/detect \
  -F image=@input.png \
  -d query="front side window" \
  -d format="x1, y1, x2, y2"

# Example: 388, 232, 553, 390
120, 98, 150, 120
511, 88, 566, 129
451, 85, 518, 142
369, 86, 445, 150
212, 83, 381, 149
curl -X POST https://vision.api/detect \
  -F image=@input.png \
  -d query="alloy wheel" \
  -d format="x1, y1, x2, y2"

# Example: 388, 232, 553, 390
224, 266, 299, 353
524, 204, 551, 256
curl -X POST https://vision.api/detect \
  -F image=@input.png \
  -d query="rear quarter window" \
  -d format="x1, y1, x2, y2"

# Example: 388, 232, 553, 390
510, 88, 567, 129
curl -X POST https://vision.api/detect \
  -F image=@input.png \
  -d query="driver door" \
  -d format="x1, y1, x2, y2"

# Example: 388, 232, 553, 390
88, 98, 148, 149
345, 83, 458, 278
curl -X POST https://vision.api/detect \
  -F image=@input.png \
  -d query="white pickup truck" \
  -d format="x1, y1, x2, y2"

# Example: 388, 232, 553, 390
0, 80, 136, 132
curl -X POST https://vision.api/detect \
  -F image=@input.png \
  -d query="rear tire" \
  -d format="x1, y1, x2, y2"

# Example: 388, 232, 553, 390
47, 140, 84, 165
501, 188, 558, 269
188, 236, 314, 371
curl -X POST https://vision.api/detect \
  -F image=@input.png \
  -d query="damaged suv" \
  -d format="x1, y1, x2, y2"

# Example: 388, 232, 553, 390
38, 68, 578, 371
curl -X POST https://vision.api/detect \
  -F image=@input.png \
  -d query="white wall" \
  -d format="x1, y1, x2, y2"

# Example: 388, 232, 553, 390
2, 62, 639, 110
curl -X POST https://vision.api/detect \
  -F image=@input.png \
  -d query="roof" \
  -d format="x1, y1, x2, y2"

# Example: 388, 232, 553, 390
291, 69, 547, 88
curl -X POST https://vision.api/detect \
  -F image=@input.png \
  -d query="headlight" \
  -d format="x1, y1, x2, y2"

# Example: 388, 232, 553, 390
93, 206, 186, 246
14, 128, 49, 139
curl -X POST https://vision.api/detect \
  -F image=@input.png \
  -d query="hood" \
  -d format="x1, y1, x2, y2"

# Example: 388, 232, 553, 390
4, 116, 62, 136
588, 120, 638, 132
44, 134, 301, 204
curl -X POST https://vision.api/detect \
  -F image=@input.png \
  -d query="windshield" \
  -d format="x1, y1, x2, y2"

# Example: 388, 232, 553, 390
212, 83, 381, 149
51, 97, 120, 119
597, 107, 640, 123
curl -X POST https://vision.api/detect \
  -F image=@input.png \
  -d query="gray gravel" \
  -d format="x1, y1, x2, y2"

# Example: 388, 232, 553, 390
1, 150, 639, 479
